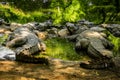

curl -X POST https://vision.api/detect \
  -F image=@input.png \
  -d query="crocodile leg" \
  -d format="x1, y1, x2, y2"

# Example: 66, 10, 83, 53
6, 37, 27, 48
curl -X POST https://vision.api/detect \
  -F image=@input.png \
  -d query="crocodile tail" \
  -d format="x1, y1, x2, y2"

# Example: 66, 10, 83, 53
80, 62, 108, 69
16, 53, 49, 65
80, 58, 113, 69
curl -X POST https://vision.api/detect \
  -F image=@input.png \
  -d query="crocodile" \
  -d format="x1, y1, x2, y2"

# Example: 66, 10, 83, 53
66, 25, 114, 69
0, 18, 10, 26
5, 27, 49, 65
101, 24, 120, 37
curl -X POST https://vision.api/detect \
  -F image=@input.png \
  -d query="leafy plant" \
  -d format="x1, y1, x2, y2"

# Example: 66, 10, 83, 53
29, 11, 49, 22
50, 0, 85, 25
0, 4, 48, 23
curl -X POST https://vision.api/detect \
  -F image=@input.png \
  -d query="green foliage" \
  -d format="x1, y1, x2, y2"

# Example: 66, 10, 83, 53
1, 0, 120, 24
50, 0, 85, 25
44, 37, 82, 61
108, 33, 120, 56
0, 34, 8, 44
0, 0, 86, 24
0, 4, 49, 23
0, 4, 32, 23
5, 0, 46, 11
29, 11, 49, 22
87, 5, 115, 24
63, 0, 85, 22
86, 0, 120, 24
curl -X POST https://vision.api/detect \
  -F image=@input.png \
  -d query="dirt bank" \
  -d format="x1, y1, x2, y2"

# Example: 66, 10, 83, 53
0, 59, 119, 80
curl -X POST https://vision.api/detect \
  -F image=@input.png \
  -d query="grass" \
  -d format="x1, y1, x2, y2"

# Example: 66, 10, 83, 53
42, 37, 83, 61
0, 34, 8, 45
108, 33, 120, 56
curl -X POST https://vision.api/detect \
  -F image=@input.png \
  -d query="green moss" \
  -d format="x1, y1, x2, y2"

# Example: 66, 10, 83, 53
44, 37, 82, 61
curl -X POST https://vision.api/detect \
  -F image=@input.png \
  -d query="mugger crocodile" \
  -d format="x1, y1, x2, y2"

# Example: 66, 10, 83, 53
4, 27, 49, 65
66, 28, 114, 69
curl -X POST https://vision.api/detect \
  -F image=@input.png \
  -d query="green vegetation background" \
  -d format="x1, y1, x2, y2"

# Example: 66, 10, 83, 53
0, 0, 120, 59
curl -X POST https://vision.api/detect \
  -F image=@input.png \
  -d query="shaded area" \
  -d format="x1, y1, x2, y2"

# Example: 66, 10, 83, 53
0, 60, 119, 80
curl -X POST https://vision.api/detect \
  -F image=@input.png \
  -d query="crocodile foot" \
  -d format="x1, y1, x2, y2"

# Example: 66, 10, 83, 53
16, 53, 49, 65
